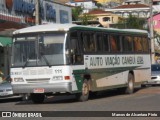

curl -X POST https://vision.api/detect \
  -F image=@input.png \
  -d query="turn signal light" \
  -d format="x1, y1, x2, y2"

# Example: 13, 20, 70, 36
64, 76, 70, 80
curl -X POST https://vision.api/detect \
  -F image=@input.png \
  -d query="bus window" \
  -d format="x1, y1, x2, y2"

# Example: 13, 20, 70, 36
70, 31, 83, 64
109, 35, 121, 52
122, 36, 133, 52
134, 37, 143, 52
95, 33, 103, 52
83, 32, 96, 52
103, 34, 109, 52
142, 37, 148, 52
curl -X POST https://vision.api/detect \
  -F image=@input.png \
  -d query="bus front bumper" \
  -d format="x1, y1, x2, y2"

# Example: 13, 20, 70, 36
11, 82, 72, 94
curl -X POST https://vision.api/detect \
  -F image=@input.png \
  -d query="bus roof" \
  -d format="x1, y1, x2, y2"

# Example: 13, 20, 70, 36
13, 23, 148, 35
13, 23, 77, 34
70, 26, 148, 35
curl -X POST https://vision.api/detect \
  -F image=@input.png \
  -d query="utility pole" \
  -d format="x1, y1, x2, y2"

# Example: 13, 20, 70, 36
35, 0, 40, 25
150, 0, 155, 64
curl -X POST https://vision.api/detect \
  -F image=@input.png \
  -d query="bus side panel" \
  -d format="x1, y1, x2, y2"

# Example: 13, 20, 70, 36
134, 69, 151, 85
95, 71, 127, 91
71, 65, 85, 93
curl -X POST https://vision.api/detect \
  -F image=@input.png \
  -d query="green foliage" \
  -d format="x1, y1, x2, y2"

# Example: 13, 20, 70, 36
96, 3, 103, 8
72, 7, 83, 21
114, 15, 146, 30
78, 13, 95, 25
126, 15, 146, 29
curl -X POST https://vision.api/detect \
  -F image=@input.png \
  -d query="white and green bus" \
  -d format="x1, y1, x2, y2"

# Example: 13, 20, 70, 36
11, 24, 151, 103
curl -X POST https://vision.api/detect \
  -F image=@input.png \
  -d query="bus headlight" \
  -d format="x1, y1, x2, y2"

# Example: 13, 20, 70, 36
14, 78, 24, 82
52, 76, 63, 81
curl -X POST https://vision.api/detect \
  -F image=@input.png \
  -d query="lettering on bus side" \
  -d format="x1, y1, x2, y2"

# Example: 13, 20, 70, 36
122, 56, 136, 65
105, 56, 120, 66
137, 56, 144, 64
89, 56, 144, 67
90, 57, 103, 66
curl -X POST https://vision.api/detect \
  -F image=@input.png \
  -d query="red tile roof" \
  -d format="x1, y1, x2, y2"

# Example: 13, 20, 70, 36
88, 9, 111, 14
53, 0, 70, 3
74, 0, 92, 2
113, 4, 149, 9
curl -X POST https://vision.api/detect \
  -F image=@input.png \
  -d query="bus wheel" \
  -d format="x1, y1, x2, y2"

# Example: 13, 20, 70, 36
76, 79, 89, 102
125, 73, 134, 94
31, 93, 45, 104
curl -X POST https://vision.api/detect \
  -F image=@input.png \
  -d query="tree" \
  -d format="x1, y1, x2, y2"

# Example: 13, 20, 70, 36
126, 15, 146, 29
114, 14, 146, 30
72, 6, 83, 21
78, 13, 95, 25
95, 3, 103, 9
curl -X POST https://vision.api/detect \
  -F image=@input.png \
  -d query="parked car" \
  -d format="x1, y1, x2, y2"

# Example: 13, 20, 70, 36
150, 64, 160, 84
142, 64, 160, 87
0, 75, 21, 100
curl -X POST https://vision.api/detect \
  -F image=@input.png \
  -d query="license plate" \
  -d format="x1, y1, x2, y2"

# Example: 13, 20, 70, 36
0, 92, 9, 96
33, 88, 44, 93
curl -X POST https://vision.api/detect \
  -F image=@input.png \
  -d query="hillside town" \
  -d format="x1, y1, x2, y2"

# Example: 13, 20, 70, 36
1, 1, 160, 114
0, 0, 160, 75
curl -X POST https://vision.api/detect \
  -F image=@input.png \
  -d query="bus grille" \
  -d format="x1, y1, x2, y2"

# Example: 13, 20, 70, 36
25, 78, 50, 83
23, 69, 53, 76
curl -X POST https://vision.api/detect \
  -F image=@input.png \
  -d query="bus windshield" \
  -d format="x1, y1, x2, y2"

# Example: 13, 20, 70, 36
11, 32, 66, 67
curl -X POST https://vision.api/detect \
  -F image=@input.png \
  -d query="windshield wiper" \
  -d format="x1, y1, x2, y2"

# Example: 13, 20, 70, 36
22, 59, 29, 69
40, 52, 51, 67
22, 53, 37, 68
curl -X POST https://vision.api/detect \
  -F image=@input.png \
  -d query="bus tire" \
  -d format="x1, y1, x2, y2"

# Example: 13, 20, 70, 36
75, 79, 89, 102
31, 93, 45, 104
125, 73, 134, 94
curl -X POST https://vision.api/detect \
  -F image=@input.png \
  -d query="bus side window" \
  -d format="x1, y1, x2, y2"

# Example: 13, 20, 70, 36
103, 34, 109, 52
110, 36, 115, 51
142, 37, 149, 52
134, 37, 143, 52
83, 32, 95, 52
90, 33, 96, 52
110, 35, 117, 52
122, 36, 133, 52
70, 31, 83, 64
96, 33, 103, 52
110, 35, 121, 52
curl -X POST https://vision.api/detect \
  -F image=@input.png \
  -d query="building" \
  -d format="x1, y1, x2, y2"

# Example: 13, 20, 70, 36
67, 0, 97, 13
123, 0, 150, 5
76, 9, 121, 27
105, 2, 150, 18
153, 0, 160, 5
0, 0, 72, 25
148, 13, 160, 34
88, 9, 121, 27
153, 0, 160, 13
53, 0, 71, 4
95, 0, 123, 3
0, 0, 72, 75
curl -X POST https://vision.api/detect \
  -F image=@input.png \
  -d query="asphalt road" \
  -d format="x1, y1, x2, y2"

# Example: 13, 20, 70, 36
0, 86, 160, 120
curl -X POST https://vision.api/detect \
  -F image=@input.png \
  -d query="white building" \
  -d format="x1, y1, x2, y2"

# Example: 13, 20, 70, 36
0, 0, 72, 25
66, 0, 97, 13
123, 0, 160, 13
0, 0, 72, 75
105, 3, 150, 18
123, 0, 150, 5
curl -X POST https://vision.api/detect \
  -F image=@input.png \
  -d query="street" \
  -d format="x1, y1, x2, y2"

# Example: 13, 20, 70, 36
0, 86, 160, 120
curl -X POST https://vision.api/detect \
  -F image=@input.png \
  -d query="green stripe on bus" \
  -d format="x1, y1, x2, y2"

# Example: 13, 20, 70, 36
72, 66, 140, 93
